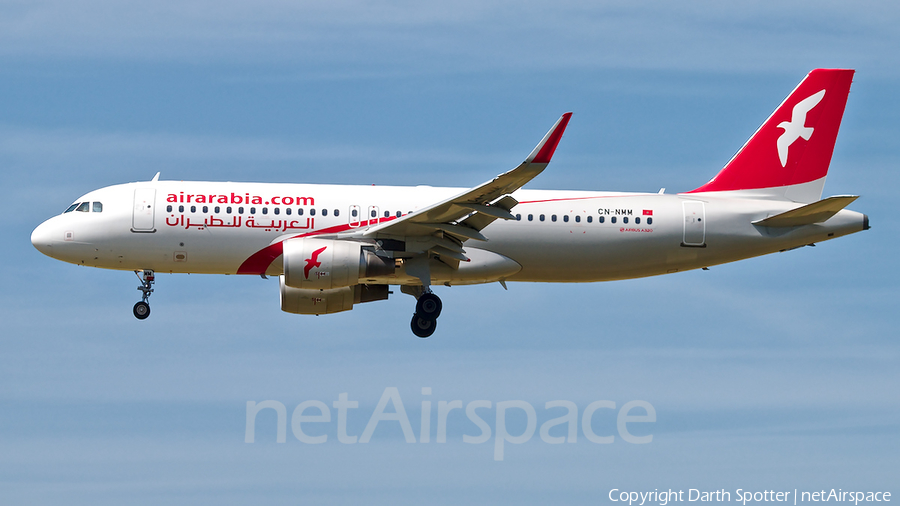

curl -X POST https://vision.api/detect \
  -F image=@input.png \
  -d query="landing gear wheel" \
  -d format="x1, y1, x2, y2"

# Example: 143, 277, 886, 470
133, 301, 151, 320
411, 313, 437, 338
134, 269, 155, 320
415, 293, 442, 320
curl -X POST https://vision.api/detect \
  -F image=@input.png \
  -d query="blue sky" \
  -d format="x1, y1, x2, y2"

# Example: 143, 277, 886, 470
1, 1, 898, 504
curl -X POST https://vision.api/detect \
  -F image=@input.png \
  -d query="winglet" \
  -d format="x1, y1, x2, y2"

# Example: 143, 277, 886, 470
526, 112, 572, 164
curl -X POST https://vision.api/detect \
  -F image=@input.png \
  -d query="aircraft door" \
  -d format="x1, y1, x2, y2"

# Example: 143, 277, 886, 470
682, 201, 705, 246
349, 205, 361, 227
132, 188, 156, 232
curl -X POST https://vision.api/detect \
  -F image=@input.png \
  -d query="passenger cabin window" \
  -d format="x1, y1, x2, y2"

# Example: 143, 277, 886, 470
203, 206, 209, 213
334, 209, 340, 217
298, 208, 304, 216
92, 202, 103, 213
551, 215, 557, 222
635, 217, 640, 224
352, 209, 358, 217
563, 215, 569, 223
539, 214, 545, 222
191, 205, 196, 213
516, 214, 521, 221
587, 216, 593, 223
311, 208, 316, 216
574, 215, 580, 223
396, 211, 402, 217
611, 216, 617, 224
528, 214, 533, 221
623, 217, 628, 224
647, 217, 653, 225
179, 205, 184, 212
274, 208, 280, 215
166, 205, 173, 212
322, 209, 328, 216
599, 216, 605, 223
76, 202, 90, 212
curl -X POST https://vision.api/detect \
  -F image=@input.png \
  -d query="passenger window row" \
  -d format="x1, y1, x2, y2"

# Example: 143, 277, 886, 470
167, 205, 413, 220
163, 204, 657, 226
515, 213, 653, 225
167, 205, 340, 217
349, 209, 407, 218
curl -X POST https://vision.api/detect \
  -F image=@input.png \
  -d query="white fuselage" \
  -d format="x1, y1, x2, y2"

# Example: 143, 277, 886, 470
31, 180, 867, 285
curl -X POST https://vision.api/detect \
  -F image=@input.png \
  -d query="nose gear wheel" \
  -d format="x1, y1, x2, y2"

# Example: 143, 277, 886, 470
133, 270, 155, 320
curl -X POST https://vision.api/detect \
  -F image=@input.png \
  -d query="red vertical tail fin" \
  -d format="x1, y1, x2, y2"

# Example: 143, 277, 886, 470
688, 69, 854, 202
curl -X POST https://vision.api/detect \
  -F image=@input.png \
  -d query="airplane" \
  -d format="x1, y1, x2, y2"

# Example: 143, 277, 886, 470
31, 68, 868, 338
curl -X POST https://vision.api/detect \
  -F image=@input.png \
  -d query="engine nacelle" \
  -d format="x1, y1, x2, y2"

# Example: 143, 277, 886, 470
283, 238, 395, 290
280, 278, 389, 315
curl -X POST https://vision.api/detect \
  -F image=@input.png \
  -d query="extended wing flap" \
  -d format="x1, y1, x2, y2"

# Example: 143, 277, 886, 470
753, 195, 859, 228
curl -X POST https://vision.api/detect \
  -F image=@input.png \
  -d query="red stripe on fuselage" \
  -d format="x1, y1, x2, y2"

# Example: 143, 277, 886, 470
236, 217, 399, 274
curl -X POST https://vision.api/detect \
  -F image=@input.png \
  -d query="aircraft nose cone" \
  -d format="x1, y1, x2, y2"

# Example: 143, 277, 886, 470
31, 220, 56, 256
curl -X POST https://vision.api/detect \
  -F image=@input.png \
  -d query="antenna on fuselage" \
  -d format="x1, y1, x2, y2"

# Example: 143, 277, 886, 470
151, 172, 160, 182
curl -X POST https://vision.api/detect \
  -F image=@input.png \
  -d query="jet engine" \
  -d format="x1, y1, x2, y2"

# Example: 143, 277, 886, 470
283, 238, 395, 290
280, 279, 389, 315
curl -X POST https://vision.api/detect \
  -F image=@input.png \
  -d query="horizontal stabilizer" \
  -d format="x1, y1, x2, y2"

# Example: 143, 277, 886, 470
753, 195, 858, 228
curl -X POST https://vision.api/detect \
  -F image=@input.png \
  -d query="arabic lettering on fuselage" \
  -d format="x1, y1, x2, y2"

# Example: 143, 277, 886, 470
165, 214, 314, 231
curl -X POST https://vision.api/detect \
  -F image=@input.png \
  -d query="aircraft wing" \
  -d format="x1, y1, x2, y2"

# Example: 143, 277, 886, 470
346, 112, 572, 246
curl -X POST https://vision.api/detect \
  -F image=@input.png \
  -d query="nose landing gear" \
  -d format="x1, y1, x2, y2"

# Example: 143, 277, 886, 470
133, 269, 155, 320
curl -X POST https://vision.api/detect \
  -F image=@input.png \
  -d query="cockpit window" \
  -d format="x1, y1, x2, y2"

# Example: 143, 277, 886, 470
92, 202, 103, 213
76, 202, 90, 212
64, 203, 79, 213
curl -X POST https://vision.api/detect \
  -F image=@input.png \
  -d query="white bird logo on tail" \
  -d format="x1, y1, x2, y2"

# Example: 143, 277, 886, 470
776, 89, 825, 167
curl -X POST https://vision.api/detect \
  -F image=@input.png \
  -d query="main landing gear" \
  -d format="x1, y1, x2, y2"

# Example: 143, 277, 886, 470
133, 269, 155, 320
410, 292, 442, 338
